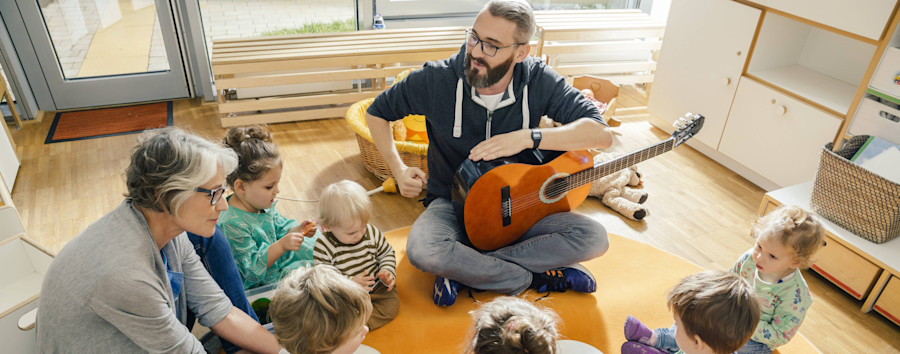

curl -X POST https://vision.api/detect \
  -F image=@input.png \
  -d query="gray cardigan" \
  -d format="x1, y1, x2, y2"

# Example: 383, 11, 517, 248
37, 199, 232, 353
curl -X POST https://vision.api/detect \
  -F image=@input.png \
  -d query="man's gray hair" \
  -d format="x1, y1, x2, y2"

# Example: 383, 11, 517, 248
484, 0, 535, 44
125, 127, 238, 216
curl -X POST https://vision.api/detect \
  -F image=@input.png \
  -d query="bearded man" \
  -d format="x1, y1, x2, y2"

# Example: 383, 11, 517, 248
365, 0, 613, 306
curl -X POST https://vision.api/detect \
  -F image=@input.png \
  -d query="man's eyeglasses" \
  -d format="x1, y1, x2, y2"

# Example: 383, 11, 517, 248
465, 29, 524, 57
196, 185, 227, 205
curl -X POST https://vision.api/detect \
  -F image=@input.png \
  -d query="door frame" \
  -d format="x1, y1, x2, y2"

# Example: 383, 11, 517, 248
0, 0, 213, 112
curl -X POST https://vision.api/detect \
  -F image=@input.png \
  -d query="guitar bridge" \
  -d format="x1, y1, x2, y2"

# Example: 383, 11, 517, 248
501, 186, 511, 227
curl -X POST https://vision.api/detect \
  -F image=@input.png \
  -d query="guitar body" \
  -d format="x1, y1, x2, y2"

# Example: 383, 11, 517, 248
452, 150, 594, 251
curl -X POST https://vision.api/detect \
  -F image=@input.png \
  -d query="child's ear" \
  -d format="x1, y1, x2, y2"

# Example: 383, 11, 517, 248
234, 179, 246, 193
692, 334, 711, 353
791, 258, 802, 269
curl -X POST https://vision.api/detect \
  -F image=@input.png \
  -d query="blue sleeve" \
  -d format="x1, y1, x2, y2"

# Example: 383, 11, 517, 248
537, 64, 606, 126
367, 67, 432, 122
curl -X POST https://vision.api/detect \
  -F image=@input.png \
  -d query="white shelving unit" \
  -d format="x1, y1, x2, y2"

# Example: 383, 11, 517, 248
649, 0, 900, 191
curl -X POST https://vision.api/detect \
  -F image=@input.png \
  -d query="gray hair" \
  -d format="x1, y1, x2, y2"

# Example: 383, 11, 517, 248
125, 127, 238, 216
484, 0, 535, 44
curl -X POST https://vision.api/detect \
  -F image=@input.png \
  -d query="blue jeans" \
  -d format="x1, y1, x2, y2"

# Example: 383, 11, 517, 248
735, 339, 772, 354
656, 325, 772, 354
187, 226, 258, 354
407, 198, 609, 295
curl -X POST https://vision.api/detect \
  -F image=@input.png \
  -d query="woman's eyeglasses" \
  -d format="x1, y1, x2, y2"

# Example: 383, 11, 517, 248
196, 185, 227, 205
465, 29, 524, 57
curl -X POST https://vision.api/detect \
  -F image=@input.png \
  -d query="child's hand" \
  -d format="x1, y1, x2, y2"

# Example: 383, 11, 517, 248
298, 220, 317, 237
377, 270, 395, 291
277, 232, 305, 252
352, 273, 376, 292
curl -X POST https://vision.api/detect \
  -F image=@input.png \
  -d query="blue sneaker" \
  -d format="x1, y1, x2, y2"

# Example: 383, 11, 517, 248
531, 264, 597, 293
433, 276, 459, 306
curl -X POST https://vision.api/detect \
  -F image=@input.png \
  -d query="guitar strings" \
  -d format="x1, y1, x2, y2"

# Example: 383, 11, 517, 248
503, 141, 674, 215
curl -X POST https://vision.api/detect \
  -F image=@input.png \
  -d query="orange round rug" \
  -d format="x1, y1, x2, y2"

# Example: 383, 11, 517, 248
362, 227, 819, 354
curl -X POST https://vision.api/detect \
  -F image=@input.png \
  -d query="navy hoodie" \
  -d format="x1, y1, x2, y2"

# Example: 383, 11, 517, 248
368, 44, 604, 200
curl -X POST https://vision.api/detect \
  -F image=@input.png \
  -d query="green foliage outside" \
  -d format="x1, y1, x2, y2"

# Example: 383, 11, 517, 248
262, 19, 355, 36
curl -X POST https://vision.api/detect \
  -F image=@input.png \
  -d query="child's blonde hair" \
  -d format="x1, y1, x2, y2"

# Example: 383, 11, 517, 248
319, 180, 372, 228
269, 265, 373, 354
753, 205, 825, 269
467, 296, 560, 354
667, 270, 760, 354
223, 125, 281, 187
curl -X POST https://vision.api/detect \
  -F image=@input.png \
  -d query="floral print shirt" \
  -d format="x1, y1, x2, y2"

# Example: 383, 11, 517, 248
731, 249, 812, 349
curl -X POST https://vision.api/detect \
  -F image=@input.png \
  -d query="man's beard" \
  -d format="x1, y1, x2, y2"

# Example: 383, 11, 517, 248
464, 51, 514, 89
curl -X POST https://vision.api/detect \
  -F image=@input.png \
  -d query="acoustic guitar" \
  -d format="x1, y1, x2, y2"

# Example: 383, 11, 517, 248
451, 113, 704, 251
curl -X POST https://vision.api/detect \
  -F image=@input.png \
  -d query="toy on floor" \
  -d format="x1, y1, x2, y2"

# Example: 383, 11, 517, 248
589, 151, 648, 221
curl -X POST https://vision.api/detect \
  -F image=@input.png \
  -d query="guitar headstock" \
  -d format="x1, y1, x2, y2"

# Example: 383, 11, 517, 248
671, 113, 705, 147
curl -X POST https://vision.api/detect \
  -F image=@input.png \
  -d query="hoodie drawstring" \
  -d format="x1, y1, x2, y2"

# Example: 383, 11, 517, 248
454, 78, 463, 138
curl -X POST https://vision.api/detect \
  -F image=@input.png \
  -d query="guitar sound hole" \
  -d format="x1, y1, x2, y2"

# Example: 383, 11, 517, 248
544, 178, 567, 199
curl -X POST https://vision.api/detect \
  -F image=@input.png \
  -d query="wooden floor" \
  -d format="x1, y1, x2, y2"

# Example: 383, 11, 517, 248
8, 87, 899, 353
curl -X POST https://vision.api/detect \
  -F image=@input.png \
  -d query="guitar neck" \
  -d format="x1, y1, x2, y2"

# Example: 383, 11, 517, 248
566, 138, 675, 190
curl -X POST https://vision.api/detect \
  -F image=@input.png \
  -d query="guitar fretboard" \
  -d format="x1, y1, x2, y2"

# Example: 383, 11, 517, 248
565, 138, 675, 190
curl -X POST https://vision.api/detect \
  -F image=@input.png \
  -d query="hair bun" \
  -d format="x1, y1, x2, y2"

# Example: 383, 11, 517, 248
224, 125, 273, 148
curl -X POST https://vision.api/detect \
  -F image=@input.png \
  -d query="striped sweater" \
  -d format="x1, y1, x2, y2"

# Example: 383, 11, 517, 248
313, 223, 396, 279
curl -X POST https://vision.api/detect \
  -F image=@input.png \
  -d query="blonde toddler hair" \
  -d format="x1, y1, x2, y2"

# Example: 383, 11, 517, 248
319, 180, 372, 228
668, 270, 761, 354
467, 296, 560, 354
753, 205, 825, 269
269, 265, 373, 354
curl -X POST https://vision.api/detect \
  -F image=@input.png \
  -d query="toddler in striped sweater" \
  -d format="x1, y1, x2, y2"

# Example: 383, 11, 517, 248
314, 180, 399, 330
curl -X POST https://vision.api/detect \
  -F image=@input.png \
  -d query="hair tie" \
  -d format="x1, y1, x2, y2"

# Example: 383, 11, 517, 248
508, 321, 516, 331
244, 134, 250, 139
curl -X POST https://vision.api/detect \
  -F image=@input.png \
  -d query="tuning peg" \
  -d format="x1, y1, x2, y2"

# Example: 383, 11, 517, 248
684, 112, 693, 118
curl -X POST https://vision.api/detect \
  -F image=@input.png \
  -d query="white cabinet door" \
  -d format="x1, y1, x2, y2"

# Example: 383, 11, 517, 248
647, 0, 760, 149
0, 125, 18, 190
748, 0, 896, 41
719, 78, 842, 187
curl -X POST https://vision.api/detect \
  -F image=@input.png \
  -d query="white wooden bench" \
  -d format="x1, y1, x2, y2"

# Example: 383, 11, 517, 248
211, 27, 466, 127
534, 10, 665, 87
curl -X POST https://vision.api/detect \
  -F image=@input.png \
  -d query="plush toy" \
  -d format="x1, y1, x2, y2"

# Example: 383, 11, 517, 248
389, 120, 407, 141
588, 151, 648, 221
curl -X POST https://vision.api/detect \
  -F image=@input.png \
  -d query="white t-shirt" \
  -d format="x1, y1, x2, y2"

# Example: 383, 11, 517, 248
479, 92, 504, 111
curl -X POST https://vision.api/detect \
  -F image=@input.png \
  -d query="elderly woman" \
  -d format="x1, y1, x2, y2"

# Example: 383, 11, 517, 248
37, 127, 281, 353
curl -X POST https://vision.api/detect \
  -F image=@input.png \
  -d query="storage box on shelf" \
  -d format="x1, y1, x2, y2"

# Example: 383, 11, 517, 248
648, 0, 900, 191
211, 27, 465, 127
758, 181, 900, 327
533, 9, 664, 86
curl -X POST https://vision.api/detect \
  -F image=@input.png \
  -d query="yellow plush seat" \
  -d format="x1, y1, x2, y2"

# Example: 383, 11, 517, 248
345, 70, 429, 181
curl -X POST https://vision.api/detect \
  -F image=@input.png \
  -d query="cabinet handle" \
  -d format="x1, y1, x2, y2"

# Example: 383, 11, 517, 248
723, 77, 732, 86
736, 50, 742, 56
775, 105, 787, 115
879, 110, 900, 123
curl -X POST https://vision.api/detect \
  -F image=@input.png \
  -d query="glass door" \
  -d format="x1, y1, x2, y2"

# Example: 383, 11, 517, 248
14, 0, 188, 109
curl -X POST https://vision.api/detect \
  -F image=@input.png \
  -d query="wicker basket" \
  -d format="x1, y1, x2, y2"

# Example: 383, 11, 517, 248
810, 135, 900, 243
345, 97, 428, 181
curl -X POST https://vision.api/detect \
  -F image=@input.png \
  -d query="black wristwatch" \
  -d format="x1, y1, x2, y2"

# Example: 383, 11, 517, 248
530, 129, 542, 150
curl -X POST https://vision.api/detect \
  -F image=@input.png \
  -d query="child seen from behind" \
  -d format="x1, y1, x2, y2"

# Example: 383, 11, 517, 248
625, 205, 824, 353
219, 125, 318, 290
269, 265, 375, 354
623, 270, 761, 354
314, 180, 399, 330
467, 296, 560, 354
